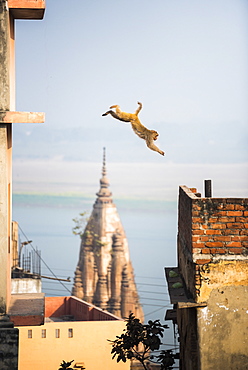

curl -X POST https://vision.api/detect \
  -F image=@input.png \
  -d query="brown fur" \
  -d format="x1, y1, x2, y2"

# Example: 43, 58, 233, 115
102, 102, 164, 156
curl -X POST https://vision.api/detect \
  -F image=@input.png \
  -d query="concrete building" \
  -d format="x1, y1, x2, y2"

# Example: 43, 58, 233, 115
0, 1, 45, 368
165, 183, 248, 370
15, 296, 129, 370
11, 221, 42, 295
72, 149, 144, 321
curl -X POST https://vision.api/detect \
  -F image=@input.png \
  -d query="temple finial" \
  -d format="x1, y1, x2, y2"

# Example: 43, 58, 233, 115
102, 147, 106, 177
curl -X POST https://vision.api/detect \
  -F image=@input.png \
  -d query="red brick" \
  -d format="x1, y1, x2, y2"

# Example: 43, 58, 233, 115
244, 211, 248, 217
201, 248, 211, 254
217, 203, 225, 210
192, 211, 200, 217
236, 217, 247, 223
215, 249, 226, 254
231, 236, 242, 241
213, 236, 231, 242
192, 229, 205, 235
192, 223, 201, 229
206, 229, 222, 235
192, 217, 203, 223
239, 235, 248, 241
223, 229, 240, 235
192, 205, 202, 211
224, 204, 235, 210
199, 236, 210, 242
190, 188, 197, 193
227, 241, 242, 248
235, 204, 245, 210
210, 248, 217, 254
216, 211, 227, 216
206, 242, 223, 248
228, 248, 243, 254
192, 236, 199, 242
218, 217, 235, 223
245, 223, 248, 228
227, 211, 243, 216
192, 242, 205, 249
240, 230, 248, 235
227, 223, 244, 229
208, 217, 218, 223
242, 242, 248, 248
212, 224, 226, 229
196, 259, 211, 264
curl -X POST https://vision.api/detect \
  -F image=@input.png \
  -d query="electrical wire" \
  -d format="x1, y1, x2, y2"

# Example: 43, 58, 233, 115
18, 224, 71, 294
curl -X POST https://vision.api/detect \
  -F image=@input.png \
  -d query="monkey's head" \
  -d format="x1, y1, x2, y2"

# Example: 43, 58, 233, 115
151, 130, 159, 141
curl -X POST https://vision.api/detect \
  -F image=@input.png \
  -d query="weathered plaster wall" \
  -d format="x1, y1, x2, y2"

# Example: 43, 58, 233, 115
11, 278, 42, 294
198, 286, 248, 370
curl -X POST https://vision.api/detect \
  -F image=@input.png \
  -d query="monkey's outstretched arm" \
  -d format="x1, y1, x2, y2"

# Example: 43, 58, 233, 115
135, 102, 142, 116
146, 138, 165, 156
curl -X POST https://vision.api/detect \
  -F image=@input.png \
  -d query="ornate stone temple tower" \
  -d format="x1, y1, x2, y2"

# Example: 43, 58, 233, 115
72, 149, 143, 320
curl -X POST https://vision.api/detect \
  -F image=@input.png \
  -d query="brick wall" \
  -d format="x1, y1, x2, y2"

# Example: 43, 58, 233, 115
178, 185, 248, 299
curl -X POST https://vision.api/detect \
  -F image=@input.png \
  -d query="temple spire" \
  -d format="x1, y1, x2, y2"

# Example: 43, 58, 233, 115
96, 147, 112, 203
72, 148, 144, 321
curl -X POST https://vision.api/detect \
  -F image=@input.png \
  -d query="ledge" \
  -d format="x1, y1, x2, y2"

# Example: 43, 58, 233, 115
0, 111, 45, 123
165, 267, 207, 309
8, 293, 45, 326
8, 0, 45, 20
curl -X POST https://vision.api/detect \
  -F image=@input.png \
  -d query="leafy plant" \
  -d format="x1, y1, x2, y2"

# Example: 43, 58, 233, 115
72, 212, 107, 253
58, 360, 85, 370
58, 360, 74, 370
72, 212, 88, 237
109, 313, 176, 370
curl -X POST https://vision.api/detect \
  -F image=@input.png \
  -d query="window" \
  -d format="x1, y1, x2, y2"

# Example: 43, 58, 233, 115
28, 330, 32, 339
55, 329, 60, 338
68, 328, 73, 338
41, 329, 46, 338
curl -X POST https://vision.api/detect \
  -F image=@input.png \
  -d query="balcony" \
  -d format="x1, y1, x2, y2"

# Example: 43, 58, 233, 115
8, 0, 45, 20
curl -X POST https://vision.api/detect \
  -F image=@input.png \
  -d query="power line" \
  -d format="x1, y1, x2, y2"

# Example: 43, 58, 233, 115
136, 282, 167, 288
139, 289, 169, 295
18, 224, 71, 295
136, 275, 166, 280
140, 297, 170, 302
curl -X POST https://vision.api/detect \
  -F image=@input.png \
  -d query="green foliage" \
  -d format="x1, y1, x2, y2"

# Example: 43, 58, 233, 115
109, 313, 176, 370
72, 212, 88, 236
72, 212, 107, 254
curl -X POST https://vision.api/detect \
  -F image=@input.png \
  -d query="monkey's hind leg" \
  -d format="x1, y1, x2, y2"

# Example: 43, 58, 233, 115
102, 109, 130, 123
102, 110, 111, 117
102, 110, 120, 119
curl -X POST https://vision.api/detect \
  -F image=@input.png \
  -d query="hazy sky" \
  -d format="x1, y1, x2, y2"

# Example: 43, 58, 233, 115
12, 0, 248, 197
